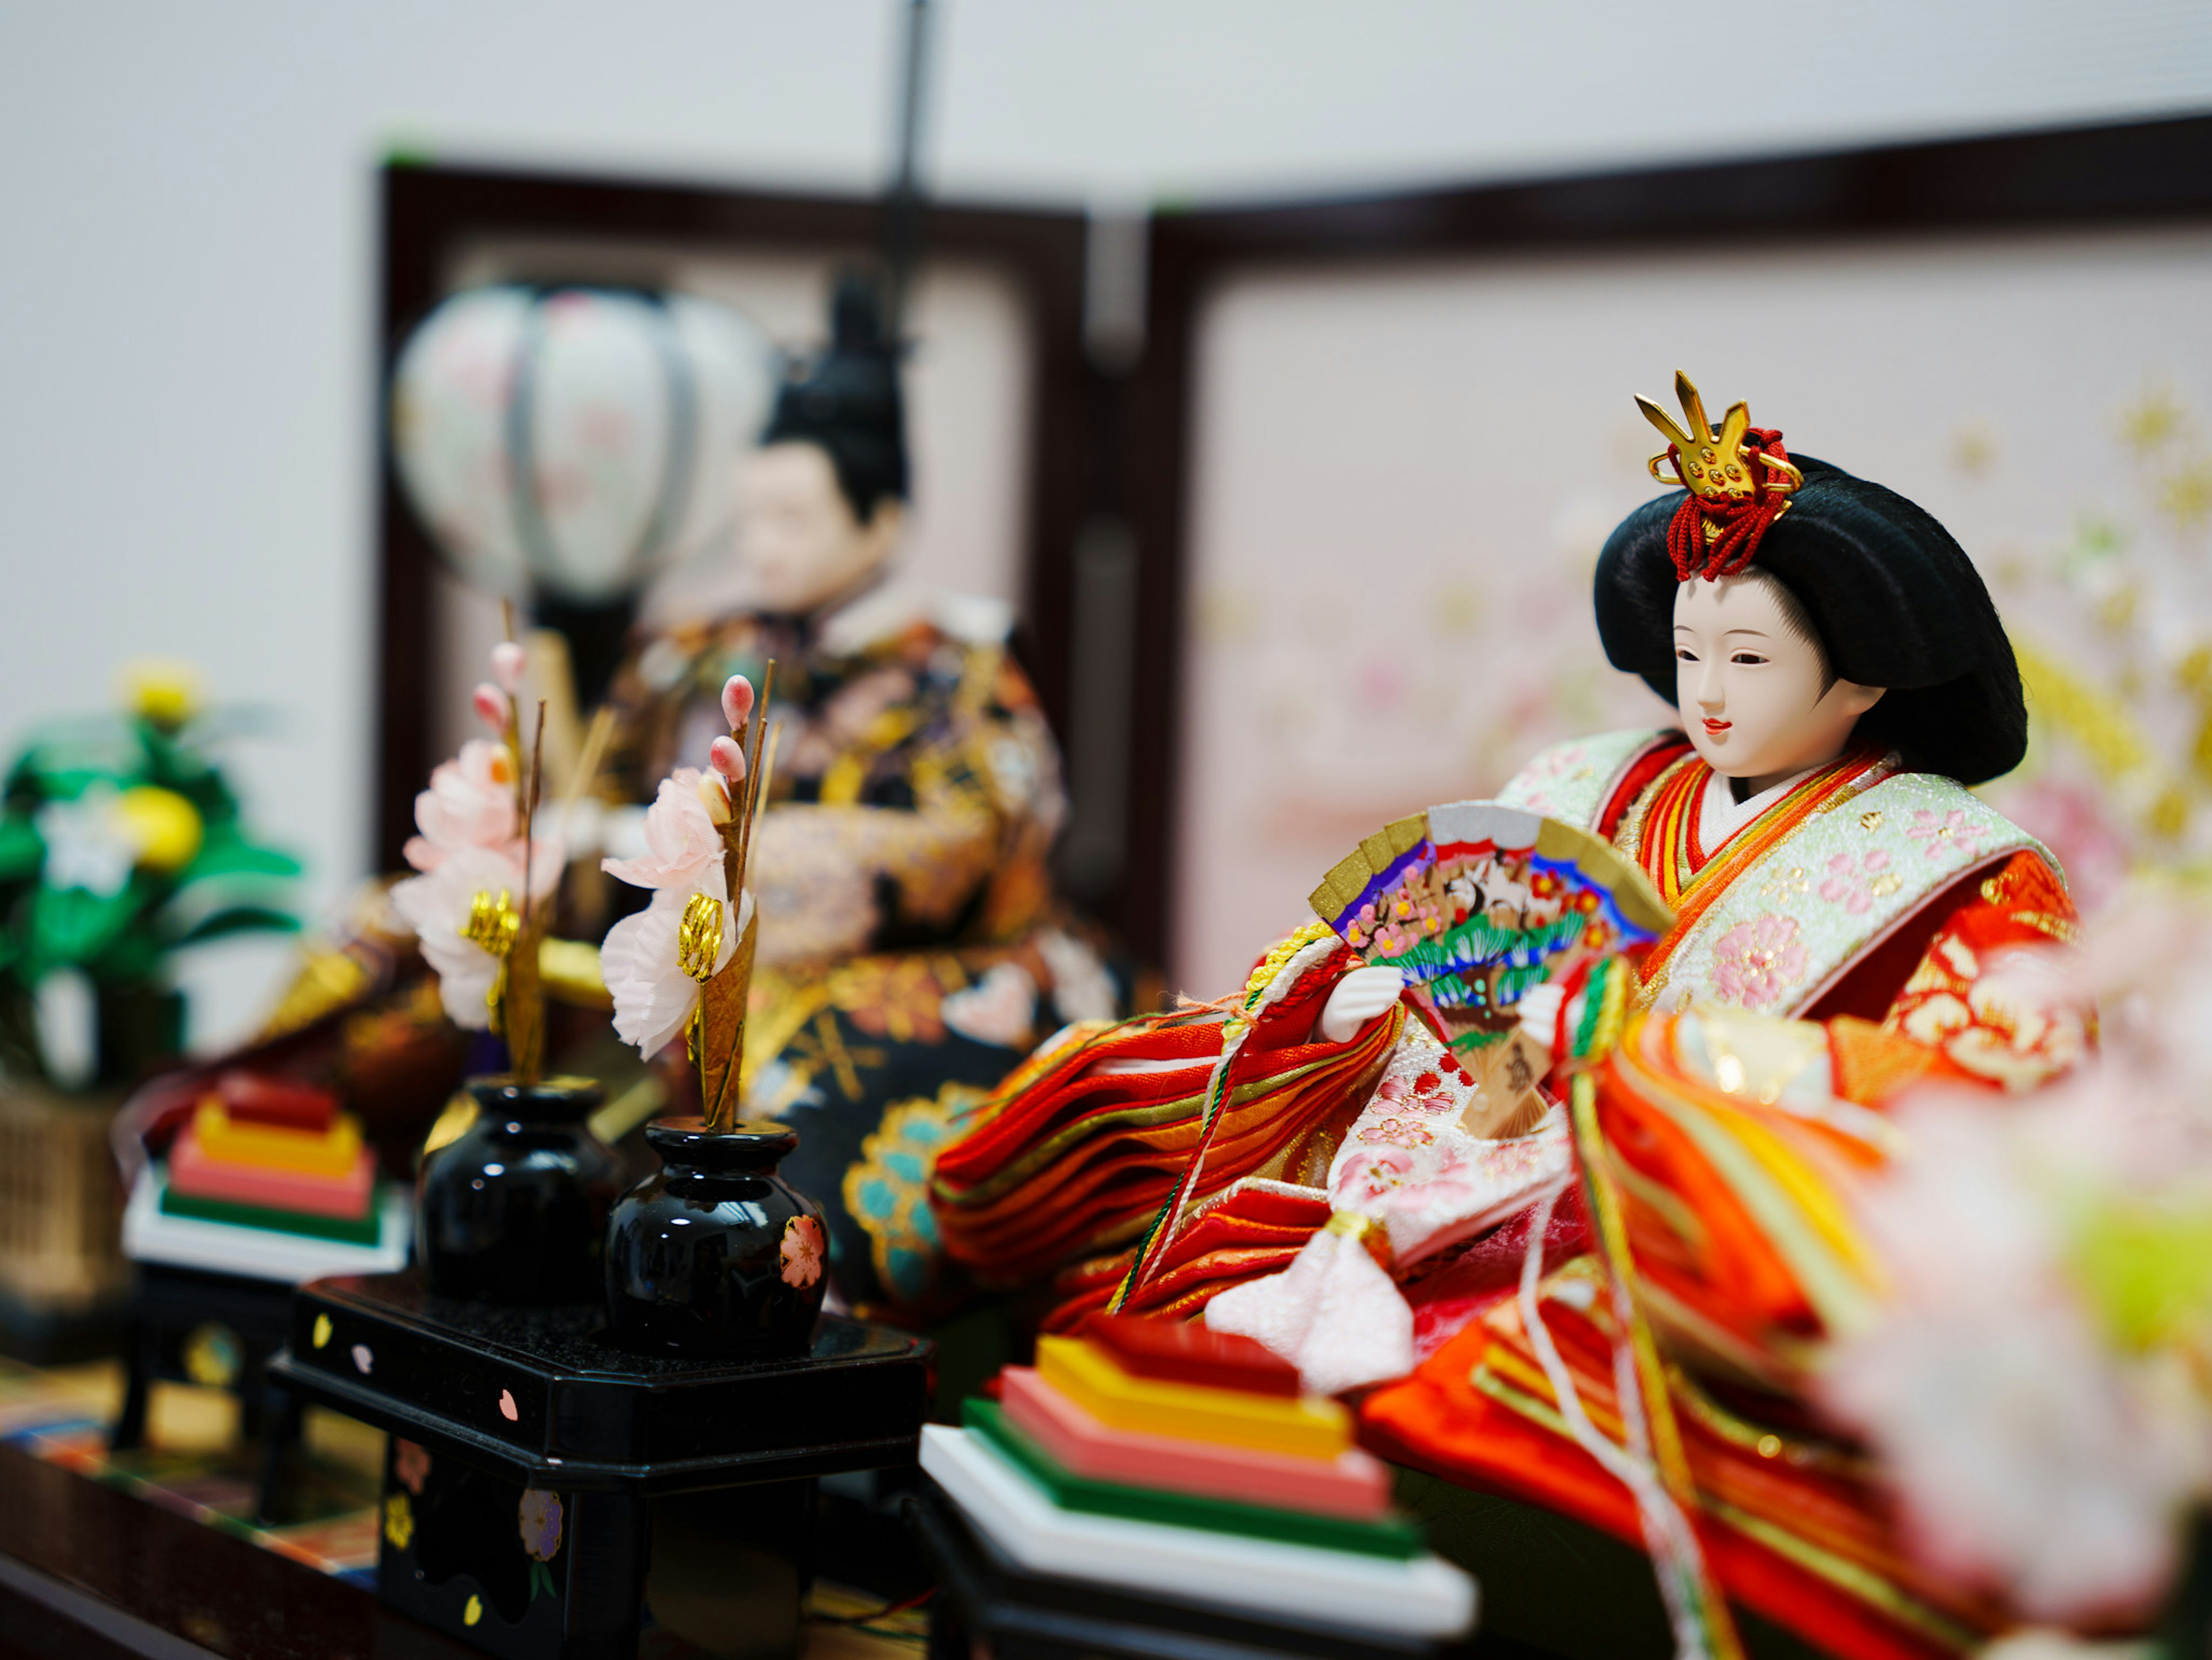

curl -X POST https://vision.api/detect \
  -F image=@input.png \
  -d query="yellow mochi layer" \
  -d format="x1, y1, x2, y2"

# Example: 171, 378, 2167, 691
1034, 1335, 1350, 1462
191, 1104, 363, 1177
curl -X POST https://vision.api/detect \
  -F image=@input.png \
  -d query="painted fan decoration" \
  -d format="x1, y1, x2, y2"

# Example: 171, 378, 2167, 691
1310, 801, 1672, 1132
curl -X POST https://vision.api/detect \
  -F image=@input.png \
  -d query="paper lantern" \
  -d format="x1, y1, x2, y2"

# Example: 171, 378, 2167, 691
389, 287, 774, 604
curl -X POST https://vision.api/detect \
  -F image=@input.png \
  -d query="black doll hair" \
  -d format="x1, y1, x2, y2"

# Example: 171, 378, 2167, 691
1592, 455, 2028, 785
760, 271, 908, 525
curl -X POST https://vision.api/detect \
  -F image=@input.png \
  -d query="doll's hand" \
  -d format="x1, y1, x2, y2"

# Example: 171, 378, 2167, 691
1317, 965, 1405, 1044
1515, 983, 1567, 1057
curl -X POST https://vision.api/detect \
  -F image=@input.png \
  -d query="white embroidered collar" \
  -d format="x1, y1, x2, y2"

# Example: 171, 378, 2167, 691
1696, 763, 1819, 858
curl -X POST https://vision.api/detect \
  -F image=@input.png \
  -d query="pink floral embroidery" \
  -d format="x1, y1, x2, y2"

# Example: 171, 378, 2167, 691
1817, 848, 1893, 915
1378, 1070, 1456, 1114
1339, 1149, 1412, 1201
1357, 1116, 1434, 1149
1529, 745, 1586, 780
779, 1214, 825, 1289
1709, 914, 1808, 1009
1907, 808, 1985, 863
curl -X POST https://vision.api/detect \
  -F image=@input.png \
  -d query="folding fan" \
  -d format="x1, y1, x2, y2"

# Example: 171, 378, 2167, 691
1309, 801, 1673, 1133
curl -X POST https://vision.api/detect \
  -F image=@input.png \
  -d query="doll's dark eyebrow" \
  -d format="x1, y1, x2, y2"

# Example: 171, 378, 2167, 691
1671, 624, 1774, 640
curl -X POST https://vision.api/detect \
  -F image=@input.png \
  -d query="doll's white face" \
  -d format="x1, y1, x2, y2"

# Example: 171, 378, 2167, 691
736, 442, 904, 617
1672, 573, 1884, 793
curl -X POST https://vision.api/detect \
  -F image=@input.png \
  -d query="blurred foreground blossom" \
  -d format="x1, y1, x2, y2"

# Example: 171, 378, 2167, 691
1820, 881, 2212, 1625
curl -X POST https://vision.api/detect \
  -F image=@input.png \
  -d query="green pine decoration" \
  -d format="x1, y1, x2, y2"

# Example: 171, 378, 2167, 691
0, 662, 301, 1086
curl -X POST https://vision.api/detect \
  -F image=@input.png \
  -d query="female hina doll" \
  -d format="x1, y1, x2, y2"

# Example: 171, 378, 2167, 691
931, 372, 2083, 1373
601, 275, 1119, 1316
1339, 382, 2100, 1660
931, 376, 2090, 1657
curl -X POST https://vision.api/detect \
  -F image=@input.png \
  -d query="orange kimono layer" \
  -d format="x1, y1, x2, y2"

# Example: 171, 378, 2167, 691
1041, 1180, 1335, 1332
1361, 1281, 2010, 1660
933, 939, 1394, 1293
1353, 988, 2045, 1660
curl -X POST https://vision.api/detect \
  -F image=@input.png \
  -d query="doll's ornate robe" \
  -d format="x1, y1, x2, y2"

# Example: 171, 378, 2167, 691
931, 727, 2082, 1335
1332, 733, 2090, 1659
929, 727, 2085, 1660
606, 588, 1123, 1314
1358, 999, 2021, 1660
1501, 727, 2082, 1091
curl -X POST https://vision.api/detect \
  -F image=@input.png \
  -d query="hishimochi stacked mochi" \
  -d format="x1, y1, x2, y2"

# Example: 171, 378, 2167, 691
987, 1314, 1401, 1533
921, 1312, 1478, 1637
160, 1072, 380, 1242
952, 1312, 1412, 1550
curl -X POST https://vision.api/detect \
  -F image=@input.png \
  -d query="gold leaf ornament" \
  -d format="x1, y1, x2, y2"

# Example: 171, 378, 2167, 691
678, 890, 724, 982
461, 889, 520, 961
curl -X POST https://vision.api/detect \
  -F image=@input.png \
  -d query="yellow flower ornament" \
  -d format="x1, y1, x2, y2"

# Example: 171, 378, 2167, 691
117, 786, 203, 872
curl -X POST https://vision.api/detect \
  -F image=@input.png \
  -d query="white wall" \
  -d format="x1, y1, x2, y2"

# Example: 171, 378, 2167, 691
0, 0, 2206, 1039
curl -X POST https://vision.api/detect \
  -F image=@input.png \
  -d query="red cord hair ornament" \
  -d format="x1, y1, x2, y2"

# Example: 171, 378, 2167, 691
1637, 372, 1805, 582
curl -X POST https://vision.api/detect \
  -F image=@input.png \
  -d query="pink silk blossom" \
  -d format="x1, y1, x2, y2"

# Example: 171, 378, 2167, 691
599, 866, 744, 1058
390, 842, 562, 1030
601, 767, 726, 892
403, 739, 518, 872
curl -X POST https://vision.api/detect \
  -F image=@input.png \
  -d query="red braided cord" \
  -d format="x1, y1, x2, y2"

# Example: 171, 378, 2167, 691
1665, 427, 1793, 582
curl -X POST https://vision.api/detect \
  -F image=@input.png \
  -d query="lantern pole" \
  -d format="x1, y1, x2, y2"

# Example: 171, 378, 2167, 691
882, 0, 932, 342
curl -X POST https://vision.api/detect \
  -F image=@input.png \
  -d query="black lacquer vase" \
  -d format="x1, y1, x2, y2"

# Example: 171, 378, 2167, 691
418, 1075, 622, 1305
604, 1117, 828, 1357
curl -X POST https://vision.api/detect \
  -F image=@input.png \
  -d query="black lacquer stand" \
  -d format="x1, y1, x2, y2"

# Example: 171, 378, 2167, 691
115, 1263, 298, 1451
907, 1486, 1449, 1660
267, 1271, 933, 1660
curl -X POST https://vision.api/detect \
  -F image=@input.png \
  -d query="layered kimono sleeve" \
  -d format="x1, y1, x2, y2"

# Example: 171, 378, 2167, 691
930, 930, 1394, 1312
1812, 850, 2088, 1101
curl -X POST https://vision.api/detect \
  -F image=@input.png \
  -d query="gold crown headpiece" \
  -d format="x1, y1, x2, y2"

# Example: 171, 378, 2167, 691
1636, 372, 1804, 581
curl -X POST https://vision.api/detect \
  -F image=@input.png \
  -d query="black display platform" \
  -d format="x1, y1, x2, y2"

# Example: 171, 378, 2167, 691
907, 1484, 1448, 1660
267, 1272, 934, 1660
268, 1271, 930, 1490
116, 1261, 298, 1451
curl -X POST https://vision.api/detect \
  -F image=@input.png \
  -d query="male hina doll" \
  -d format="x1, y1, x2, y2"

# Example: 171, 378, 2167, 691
601, 275, 1121, 1317
930, 376, 2088, 1659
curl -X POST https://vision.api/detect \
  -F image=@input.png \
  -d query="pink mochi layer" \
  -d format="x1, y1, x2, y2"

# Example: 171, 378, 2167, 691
998, 1365, 1394, 1521
169, 1135, 377, 1219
